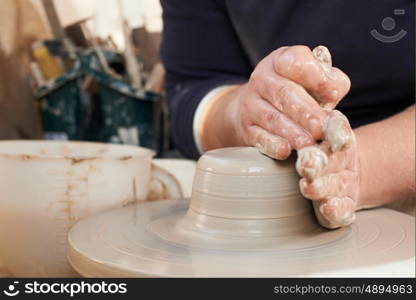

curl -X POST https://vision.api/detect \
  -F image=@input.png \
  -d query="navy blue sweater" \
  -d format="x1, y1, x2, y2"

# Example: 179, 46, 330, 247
160, 0, 415, 159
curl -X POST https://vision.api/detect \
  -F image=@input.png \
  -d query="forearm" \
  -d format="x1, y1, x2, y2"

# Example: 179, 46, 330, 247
356, 105, 416, 208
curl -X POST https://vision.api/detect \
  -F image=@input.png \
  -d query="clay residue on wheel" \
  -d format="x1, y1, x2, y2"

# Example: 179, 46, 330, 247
0, 153, 38, 160
120, 155, 133, 161
20, 154, 36, 160
69, 157, 96, 165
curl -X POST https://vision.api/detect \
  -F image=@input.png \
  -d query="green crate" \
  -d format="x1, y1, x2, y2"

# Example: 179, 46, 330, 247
37, 69, 83, 140
35, 51, 166, 155
98, 81, 161, 150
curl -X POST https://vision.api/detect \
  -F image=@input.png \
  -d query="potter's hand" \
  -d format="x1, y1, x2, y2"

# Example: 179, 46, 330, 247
296, 110, 360, 229
228, 45, 350, 159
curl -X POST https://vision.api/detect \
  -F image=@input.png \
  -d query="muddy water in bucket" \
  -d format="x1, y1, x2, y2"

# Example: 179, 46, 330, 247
68, 147, 415, 277
0, 141, 182, 277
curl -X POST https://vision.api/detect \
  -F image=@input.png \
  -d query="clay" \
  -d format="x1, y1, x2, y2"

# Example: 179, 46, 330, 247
68, 147, 415, 277
317, 197, 356, 227
296, 146, 328, 179
324, 111, 352, 152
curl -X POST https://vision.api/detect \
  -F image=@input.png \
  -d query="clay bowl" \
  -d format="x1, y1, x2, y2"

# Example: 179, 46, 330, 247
0, 140, 183, 277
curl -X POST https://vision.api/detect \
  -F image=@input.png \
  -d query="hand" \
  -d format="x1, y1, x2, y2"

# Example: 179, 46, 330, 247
296, 110, 360, 229
227, 45, 351, 159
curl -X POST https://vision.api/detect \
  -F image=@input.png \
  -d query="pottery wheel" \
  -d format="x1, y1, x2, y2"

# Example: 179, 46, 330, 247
68, 147, 415, 277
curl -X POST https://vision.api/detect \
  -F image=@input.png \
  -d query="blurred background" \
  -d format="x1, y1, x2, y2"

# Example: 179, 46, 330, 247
0, 0, 177, 157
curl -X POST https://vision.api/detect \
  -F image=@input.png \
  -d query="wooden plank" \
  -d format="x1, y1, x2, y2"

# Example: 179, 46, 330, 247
40, 0, 73, 70
41, 0, 64, 40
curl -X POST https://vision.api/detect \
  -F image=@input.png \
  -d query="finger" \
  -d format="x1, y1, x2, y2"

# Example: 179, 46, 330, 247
311, 46, 352, 109
272, 45, 351, 107
312, 45, 333, 74
296, 111, 354, 179
299, 171, 357, 201
324, 110, 355, 153
296, 141, 357, 180
247, 125, 292, 160
296, 146, 329, 179
318, 197, 356, 228
248, 98, 314, 149
249, 70, 328, 140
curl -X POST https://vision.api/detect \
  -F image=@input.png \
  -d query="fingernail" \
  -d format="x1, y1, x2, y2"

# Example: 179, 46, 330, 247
313, 45, 332, 69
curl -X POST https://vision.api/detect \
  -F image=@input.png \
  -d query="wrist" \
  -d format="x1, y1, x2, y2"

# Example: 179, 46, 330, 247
223, 84, 247, 146
199, 84, 243, 151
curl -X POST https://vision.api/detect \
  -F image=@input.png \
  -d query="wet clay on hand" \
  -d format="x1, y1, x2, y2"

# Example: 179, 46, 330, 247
294, 45, 360, 229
